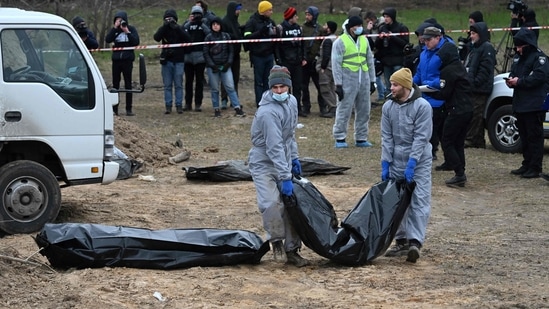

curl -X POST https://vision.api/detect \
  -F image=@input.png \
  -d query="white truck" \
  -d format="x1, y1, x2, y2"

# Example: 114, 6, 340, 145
0, 8, 145, 234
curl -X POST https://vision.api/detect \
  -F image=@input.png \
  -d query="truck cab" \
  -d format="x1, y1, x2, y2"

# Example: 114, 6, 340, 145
0, 8, 121, 234
485, 72, 549, 153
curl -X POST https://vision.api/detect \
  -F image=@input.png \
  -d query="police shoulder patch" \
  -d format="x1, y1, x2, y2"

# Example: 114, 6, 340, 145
440, 79, 446, 89
539, 56, 546, 65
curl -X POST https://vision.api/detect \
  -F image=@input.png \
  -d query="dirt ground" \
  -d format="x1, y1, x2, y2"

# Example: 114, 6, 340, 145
2, 59, 549, 308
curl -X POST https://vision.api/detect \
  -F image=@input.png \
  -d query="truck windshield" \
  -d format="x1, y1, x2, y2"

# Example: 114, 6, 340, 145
1, 28, 95, 110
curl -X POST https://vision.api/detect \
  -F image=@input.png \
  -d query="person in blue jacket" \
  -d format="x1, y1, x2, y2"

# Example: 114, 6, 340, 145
413, 26, 450, 160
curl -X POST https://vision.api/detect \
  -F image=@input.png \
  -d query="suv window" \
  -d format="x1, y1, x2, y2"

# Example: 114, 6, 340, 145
1, 28, 95, 110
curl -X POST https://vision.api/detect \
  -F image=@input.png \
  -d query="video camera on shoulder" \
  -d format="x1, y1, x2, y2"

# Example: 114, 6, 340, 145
507, 0, 528, 15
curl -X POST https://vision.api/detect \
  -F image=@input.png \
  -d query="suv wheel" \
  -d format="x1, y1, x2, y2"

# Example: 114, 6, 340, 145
487, 105, 522, 153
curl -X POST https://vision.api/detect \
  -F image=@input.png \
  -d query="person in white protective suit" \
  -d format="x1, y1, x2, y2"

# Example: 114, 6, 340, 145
381, 68, 433, 263
248, 65, 310, 267
331, 15, 376, 148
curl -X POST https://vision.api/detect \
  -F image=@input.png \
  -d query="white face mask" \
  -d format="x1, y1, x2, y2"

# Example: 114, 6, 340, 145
354, 26, 363, 35
272, 91, 289, 102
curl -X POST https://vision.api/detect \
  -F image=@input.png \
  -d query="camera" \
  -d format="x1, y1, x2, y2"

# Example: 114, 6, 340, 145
507, 0, 528, 14
75, 23, 87, 37
457, 36, 469, 50
120, 20, 127, 27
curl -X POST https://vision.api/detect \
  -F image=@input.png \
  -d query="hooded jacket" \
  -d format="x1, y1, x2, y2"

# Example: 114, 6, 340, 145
222, 1, 242, 54
105, 11, 140, 61
302, 6, 323, 62
509, 28, 549, 113
71, 16, 99, 49
153, 9, 190, 63
465, 22, 496, 94
375, 8, 409, 67
203, 17, 233, 67
434, 43, 473, 115
249, 90, 299, 182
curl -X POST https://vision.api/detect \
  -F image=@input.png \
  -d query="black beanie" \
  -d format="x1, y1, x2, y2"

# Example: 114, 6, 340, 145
347, 16, 363, 29
326, 21, 337, 34
469, 11, 484, 23
163, 9, 178, 21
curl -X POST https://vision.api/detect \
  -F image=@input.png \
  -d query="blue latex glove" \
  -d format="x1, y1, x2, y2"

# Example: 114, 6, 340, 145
281, 179, 293, 196
291, 159, 302, 176
404, 158, 417, 183
381, 160, 390, 181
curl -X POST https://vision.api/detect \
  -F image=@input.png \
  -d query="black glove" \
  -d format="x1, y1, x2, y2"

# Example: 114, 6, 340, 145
335, 85, 344, 101
403, 43, 414, 56
370, 82, 376, 95
169, 20, 178, 29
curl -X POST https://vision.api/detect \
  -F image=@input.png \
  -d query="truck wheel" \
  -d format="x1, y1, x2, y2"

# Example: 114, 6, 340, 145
487, 105, 522, 153
0, 160, 61, 234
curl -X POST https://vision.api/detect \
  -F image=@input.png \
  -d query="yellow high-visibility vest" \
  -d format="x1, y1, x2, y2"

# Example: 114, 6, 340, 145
341, 34, 369, 72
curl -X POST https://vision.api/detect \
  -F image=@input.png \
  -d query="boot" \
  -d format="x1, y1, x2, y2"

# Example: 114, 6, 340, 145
286, 249, 310, 267
271, 240, 286, 263
165, 106, 172, 114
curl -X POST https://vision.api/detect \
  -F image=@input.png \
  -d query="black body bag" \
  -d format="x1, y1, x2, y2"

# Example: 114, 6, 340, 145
35, 223, 270, 270
285, 178, 415, 266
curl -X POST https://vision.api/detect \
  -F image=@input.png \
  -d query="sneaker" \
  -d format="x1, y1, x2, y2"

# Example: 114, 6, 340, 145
521, 169, 540, 179
435, 163, 452, 171
164, 107, 172, 115
271, 240, 286, 263
214, 109, 221, 118
176, 106, 183, 114
221, 99, 228, 110
126, 111, 135, 116
286, 249, 310, 267
541, 173, 549, 181
183, 105, 192, 111
355, 141, 373, 148
235, 107, 245, 117
511, 166, 528, 175
298, 111, 308, 117
384, 239, 409, 257
406, 244, 421, 263
335, 141, 348, 148
195, 105, 202, 112
445, 174, 467, 188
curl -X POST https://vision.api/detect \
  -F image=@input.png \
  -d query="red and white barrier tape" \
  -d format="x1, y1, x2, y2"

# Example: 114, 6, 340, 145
90, 25, 549, 52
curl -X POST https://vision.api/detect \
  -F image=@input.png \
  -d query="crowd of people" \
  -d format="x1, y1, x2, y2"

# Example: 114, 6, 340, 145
72, 3, 549, 266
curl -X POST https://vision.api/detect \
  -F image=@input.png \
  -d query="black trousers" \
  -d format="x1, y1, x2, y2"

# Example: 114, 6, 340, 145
442, 111, 472, 176
185, 62, 206, 108
301, 61, 325, 113
515, 110, 545, 172
112, 59, 133, 113
281, 60, 303, 111
431, 106, 447, 156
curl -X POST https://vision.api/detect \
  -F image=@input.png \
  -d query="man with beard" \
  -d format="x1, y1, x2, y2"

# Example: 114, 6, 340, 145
381, 68, 432, 263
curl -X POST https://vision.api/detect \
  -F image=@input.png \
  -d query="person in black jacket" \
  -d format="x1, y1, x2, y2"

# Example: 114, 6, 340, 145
243, 1, 279, 107
203, 17, 245, 118
432, 43, 473, 187
506, 28, 549, 178
220, 1, 243, 110
153, 9, 191, 115
105, 11, 140, 116
511, 8, 539, 42
464, 22, 496, 149
375, 7, 409, 97
183, 6, 210, 112
316, 21, 338, 118
71, 16, 99, 50
275, 7, 306, 116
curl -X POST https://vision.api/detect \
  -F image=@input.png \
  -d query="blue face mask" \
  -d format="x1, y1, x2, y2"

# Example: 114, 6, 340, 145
354, 26, 363, 35
272, 91, 289, 102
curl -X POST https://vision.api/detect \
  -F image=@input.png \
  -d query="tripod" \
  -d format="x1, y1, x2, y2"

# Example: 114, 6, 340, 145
494, 24, 515, 74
